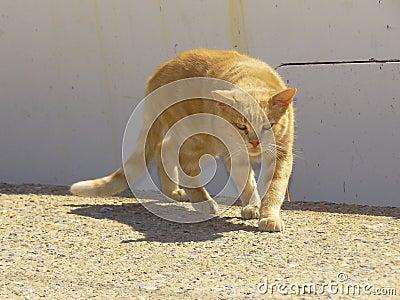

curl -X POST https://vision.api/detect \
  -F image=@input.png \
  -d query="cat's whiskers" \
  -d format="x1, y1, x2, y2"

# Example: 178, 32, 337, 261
220, 143, 253, 160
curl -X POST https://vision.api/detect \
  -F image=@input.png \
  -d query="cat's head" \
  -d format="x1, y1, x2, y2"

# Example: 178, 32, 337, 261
211, 87, 296, 158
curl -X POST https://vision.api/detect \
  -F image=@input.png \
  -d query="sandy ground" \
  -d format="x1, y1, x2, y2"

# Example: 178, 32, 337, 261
0, 183, 399, 299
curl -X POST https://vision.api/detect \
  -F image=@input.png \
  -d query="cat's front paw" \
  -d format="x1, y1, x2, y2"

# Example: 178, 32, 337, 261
258, 217, 284, 232
241, 205, 260, 219
168, 189, 189, 202
192, 200, 219, 215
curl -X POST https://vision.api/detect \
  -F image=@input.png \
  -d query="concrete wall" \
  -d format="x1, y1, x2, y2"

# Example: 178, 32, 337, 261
1, 1, 399, 207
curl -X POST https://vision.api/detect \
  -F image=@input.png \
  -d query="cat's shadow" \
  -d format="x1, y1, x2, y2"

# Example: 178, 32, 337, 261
66, 200, 257, 243
66, 195, 400, 244
2, 184, 398, 243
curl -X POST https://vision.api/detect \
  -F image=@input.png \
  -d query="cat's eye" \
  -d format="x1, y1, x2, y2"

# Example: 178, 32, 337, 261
236, 123, 247, 130
262, 124, 274, 131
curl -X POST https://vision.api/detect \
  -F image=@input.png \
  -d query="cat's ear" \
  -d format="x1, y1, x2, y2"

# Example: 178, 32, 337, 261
271, 88, 297, 110
211, 90, 236, 110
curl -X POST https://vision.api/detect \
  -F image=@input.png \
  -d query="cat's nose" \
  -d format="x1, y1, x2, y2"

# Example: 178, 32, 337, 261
250, 140, 259, 148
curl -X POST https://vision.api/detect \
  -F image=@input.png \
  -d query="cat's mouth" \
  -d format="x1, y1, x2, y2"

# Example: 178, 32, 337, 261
247, 146, 262, 156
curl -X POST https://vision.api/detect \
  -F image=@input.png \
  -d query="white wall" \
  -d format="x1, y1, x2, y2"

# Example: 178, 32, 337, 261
1, 1, 399, 207
280, 63, 400, 207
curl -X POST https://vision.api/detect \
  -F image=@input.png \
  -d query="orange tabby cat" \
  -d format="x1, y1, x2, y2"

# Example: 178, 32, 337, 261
71, 49, 296, 232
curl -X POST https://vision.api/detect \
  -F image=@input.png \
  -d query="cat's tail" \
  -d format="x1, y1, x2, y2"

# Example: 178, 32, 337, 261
70, 116, 163, 197
70, 167, 128, 197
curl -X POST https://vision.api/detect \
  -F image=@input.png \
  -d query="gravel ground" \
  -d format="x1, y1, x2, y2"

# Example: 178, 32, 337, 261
0, 183, 399, 299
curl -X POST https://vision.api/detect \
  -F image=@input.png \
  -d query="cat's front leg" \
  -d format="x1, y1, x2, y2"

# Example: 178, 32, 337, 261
239, 169, 261, 220
258, 157, 292, 232
225, 158, 260, 219
258, 181, 286, 232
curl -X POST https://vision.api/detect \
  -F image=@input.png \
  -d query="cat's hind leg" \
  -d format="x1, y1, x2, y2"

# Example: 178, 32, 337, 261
179, 152, 219, 215
185, 186, 219, 215
157, 136, 189, 202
